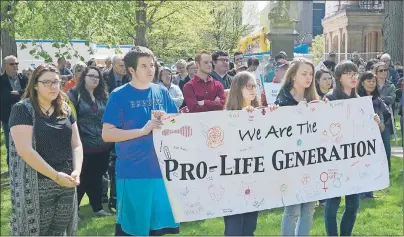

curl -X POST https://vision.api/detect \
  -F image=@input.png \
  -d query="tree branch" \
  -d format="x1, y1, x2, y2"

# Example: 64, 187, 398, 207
147, 8, 182, 28
146, 0, 166, 27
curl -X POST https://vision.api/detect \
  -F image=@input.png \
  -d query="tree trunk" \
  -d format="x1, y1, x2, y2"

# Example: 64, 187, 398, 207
135, 0, 148, 47
0, 1, 17, 72
383, 0, 403, 64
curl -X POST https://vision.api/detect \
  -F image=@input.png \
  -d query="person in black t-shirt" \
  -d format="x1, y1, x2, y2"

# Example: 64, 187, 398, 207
8, 64, 82, 235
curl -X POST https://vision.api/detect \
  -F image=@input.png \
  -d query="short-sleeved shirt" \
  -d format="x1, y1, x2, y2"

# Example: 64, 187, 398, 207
102, 83, 178, 180
9, 101, 75, 179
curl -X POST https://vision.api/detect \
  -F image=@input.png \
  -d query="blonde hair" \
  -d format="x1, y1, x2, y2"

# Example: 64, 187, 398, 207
281, 58, 318, 102
225, 71, 260, 110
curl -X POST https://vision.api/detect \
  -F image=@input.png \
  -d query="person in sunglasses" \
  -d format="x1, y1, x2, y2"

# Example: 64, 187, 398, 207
0, 55, 28, 167
374, 62, 396, 173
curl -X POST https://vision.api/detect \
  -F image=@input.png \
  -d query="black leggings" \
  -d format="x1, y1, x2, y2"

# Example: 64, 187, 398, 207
77, 150, 110, 212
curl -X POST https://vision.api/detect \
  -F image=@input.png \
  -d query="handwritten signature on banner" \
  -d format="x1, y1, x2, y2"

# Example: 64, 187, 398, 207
153, 97, 390, 222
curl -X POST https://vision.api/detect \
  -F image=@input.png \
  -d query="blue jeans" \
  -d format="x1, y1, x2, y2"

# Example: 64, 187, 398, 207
224, 211, 259, 236
281, 202, 316, 236
2, 122, 10, 167
324, 194, 360, 236
381, 129, 391, 172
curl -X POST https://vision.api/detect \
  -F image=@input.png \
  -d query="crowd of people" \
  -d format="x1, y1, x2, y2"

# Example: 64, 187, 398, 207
0, 45, 402, 236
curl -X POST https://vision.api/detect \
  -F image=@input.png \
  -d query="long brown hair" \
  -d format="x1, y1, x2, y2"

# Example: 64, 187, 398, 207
23, 64, 69, 117
281, 58, 318, 102
225, 71, 260, 110
76, 66, 108, 103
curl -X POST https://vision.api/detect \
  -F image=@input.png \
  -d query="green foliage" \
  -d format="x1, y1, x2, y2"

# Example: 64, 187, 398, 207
310, 35, 324, 65
1, 0, 253, 63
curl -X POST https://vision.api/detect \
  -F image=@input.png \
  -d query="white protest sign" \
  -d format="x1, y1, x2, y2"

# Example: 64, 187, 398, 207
153, 97, 389, 223
315, 61, 329, 72
264, 82, 282, 104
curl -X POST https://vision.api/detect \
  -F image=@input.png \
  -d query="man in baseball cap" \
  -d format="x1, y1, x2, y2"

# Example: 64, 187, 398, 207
272, 59, 289, 83
329, 51, 337, 62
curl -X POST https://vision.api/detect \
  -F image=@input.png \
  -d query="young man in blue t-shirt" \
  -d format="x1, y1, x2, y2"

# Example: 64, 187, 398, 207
102, 46, 179, 236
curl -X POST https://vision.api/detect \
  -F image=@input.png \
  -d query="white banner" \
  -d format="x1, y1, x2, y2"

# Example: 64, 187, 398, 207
264, 82, 282, 104
153, 97, 389, 223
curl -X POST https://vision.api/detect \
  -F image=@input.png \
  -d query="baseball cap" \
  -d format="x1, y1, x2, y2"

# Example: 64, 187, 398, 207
275, 59, 289, 69
329, 51, 336, 57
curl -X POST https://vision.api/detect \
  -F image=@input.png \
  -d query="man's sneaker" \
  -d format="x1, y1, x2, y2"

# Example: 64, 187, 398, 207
94, 210, 112, 217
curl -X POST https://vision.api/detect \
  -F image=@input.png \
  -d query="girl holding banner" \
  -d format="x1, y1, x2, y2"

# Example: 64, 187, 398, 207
324, 61, 381, 236
274, 58, 319, 236
223, 71, 261, 236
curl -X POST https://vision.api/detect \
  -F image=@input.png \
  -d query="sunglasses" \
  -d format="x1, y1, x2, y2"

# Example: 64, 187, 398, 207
8, 63, 19, 66
378, 69, 388, 73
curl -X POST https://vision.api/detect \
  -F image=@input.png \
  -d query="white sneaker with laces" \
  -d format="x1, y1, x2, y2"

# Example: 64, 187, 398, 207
94, 209, 112, 217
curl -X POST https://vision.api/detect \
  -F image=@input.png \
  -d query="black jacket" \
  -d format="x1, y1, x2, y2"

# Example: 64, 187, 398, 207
104, 69, 130, 93
210, 71, 233, 90
0, 72, 28, 123
274, 87, 298, 106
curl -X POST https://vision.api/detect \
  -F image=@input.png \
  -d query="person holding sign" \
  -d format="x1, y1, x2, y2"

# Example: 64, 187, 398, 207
324, 61, 381, 236
274, 58, 319, 236
222, 71, 260, 236
101, 47, 179, 236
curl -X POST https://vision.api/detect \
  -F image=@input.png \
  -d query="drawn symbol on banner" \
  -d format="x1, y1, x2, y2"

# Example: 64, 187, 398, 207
181, 187, 190, 196
160, 141, 163, 152
237, 181, 256, 205
322, 130, 327, 136
311, 108, 315, 112
261, 108, 267, 115
333, 174, 343, 188
208, 184, 225, 201
347, 104, 351, 119
297, 139, 303, 146
163, 146, 171, 160
170, 118, 176, 124
206, 126, 224, 148
162, 125, 192, 137
248, 115, 254, 121
296, 108, 302, 115
320, 172, 329, 192
301, 173, 310, 185
280, 184, 287, 192
360, 108, 364, 115
329, 123, 341, 136
365, 164, 370, 168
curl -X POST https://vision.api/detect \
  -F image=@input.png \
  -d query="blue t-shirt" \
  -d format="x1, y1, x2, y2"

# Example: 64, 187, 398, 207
102, 83, 178, 179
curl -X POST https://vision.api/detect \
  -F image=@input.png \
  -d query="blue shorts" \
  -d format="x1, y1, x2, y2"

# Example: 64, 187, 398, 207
116, 178, 180, 236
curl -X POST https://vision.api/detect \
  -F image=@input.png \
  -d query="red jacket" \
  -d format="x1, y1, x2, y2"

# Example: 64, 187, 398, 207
183, 75, 226, 112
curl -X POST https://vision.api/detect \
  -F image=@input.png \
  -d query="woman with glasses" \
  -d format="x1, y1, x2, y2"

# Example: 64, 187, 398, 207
373, 62, 396, 173
223, 71, 261, 236
8, 64, 82, 235
357, 71, 390, 199
67, 66, 113, 217
275, 58, 319, 236
324, 61, 381, 236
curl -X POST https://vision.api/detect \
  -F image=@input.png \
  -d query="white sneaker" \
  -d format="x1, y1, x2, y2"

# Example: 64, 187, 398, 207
94, 209, 112, 217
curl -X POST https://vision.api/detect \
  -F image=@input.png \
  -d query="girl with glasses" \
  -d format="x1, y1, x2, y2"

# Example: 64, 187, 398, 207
324, 60, 381, 236
8, 64, 82, 235
67, 66, 113, 218
223, 71, 260, 235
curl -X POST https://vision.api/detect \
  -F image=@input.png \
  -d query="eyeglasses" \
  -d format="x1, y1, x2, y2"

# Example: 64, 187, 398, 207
8, 63, 19, 66
378, 69, 388, 73
86, 74, 100, 80
245, 84, 257, 90
38, 80, 62, 88
216, 58, 229, 63
342, 72, 358, 78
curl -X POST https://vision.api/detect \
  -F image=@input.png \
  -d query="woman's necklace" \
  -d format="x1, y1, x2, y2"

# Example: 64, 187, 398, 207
39, 104, 53, 116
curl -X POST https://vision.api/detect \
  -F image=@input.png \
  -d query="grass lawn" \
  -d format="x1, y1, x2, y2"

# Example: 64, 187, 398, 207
1, 157, 402, 236
0, 132, 7, 173
391, 114, 403, 146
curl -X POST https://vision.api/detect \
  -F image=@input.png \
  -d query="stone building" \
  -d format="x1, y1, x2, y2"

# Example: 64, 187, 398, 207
322, 0, 385, 61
